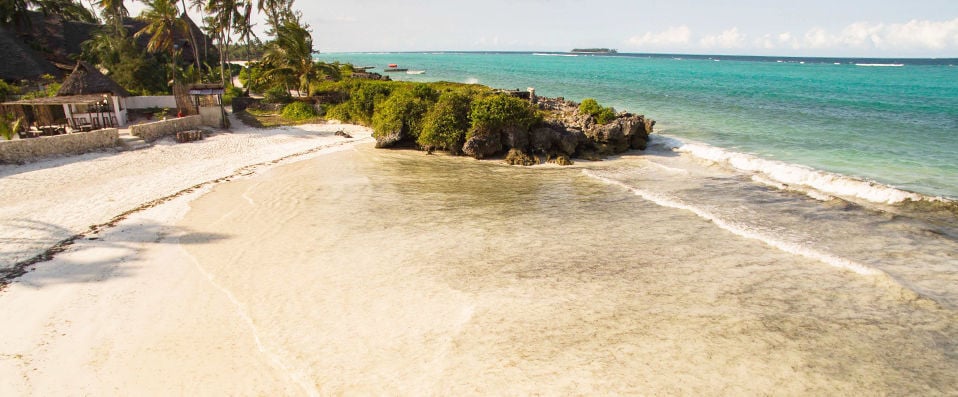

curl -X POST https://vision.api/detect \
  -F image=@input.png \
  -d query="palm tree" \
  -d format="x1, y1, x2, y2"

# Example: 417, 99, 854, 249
172, 0, 202, 80
261, 15, 317, 96
134, 0, 187, 86
203, 0, 242, 87
94, 0, 126, 35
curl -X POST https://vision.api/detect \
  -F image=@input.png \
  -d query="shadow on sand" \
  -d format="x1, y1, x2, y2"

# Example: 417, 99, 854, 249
1, 219, 230, 290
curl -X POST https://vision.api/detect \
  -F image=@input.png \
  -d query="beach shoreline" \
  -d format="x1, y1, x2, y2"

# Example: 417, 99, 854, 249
1, 118, 956, 394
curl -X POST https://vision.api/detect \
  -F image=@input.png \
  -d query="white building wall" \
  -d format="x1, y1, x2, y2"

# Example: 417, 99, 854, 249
123, 96, 177, 109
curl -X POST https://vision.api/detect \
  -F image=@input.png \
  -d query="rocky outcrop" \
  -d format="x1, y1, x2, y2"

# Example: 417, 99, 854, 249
461, 131, 501, 159
373, 129, 404, 148
459, 96, 655, 164
583, 113, 654, 155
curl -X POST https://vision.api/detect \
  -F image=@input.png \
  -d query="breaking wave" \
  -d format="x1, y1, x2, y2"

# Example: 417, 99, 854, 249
648, 135, 945, 205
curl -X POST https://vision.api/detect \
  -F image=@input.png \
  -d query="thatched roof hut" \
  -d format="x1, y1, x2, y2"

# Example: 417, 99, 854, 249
57, 62, 131, 97
0, 26, 61, 81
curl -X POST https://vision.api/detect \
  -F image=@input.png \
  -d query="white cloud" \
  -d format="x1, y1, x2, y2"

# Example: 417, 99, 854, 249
621, 18, 958, 55
793, 18, 958, 52
626, 26, 692, 48
700, 27, 745, 49
882, 18, 958, 49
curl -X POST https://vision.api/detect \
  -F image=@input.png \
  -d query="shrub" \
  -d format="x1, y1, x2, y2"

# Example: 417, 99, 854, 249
281, 101, 318, 120
371, 89, 431, 140
222, 85, 244, 105
410, 83, 439, 102
418, 91, 472, 152
468, 94, 540, 138
578, 98, 616, 124
0, 113, 23, 141
263, 86, 292, 103
0, 81, 19, 102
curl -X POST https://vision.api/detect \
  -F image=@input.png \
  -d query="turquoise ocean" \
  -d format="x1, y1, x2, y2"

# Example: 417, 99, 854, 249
316, 52, 958, 201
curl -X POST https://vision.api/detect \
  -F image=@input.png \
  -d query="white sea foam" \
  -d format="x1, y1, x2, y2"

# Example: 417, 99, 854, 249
532, 53, 578, 57
585, 170, 881, 276
585, 169, 941, 308
649, 135, 926, 204
464, 77, 480, 84
855, 63, 905, 67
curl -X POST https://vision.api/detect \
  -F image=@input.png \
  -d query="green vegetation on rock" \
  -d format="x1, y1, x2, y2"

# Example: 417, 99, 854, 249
468, 94, 541, 138
418, 91, 473, 153
579, 98, 617, 124
371, 87, 433, 144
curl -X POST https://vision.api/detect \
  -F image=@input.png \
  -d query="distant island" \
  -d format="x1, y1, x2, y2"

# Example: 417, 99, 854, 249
570, 48, 618, 54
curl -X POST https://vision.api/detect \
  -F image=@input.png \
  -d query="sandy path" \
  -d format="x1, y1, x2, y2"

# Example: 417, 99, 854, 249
0, 117, 372, 271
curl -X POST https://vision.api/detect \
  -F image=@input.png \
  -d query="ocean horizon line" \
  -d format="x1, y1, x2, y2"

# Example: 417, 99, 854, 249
317, 50, 958, 65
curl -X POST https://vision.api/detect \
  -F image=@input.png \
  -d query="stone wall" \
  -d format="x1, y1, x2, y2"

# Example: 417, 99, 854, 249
130, 115, 202, 142
0, 128, 119, 164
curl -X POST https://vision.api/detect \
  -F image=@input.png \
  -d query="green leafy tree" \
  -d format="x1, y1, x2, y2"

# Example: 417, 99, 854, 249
94, 0, 127, 34
135, 0, 188, 85
261, 14, 317, 96
337, 81, 392, 124
203, 0, 243, 86
468, 94, 540, 138
82, 24, 170, 94
418, 90, 472, 153
371, 88, 431, 141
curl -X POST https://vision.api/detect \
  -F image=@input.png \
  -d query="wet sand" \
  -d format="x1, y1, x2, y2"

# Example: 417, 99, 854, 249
1, 139, 956, 395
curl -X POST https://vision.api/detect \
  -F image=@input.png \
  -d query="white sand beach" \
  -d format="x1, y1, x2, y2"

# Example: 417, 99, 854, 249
0, 119, 371, 395
1, 117, 956, 395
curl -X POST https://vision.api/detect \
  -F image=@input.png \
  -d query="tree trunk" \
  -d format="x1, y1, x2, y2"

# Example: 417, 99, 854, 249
178, 1, 202, 82
218, 35, 227, 88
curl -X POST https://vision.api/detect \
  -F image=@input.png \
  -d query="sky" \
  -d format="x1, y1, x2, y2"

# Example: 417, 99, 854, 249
127, 0, 958, 57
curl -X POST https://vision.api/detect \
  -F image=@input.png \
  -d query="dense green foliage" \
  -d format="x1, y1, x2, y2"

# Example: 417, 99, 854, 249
417, 91, 473, 152
81, 26, 172, 95
0, 81, 20, 102
370, 84, 437, 141
326, 81, 393, 124
222, 85, 244, 105
263, 86, 292, 103
468, 94, 540, 138
316, 80, 545, 152
578, 98, 616, 124
280, 101, 318, 120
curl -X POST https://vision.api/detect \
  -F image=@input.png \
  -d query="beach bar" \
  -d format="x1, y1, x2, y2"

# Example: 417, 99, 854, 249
1, 61, 130, 136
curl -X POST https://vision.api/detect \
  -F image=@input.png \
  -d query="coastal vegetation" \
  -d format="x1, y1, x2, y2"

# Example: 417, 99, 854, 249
578, 98, 616, 124
1, 0, 653, 165
284, 78, 653, 164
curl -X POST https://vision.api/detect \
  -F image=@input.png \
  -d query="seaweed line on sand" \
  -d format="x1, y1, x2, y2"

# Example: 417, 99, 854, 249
0, 136, 368, 291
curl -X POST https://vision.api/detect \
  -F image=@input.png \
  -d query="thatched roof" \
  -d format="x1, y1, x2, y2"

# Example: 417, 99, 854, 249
57, 62, 131, 97
0, 26, 61, 81
14, 12, 98, 65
